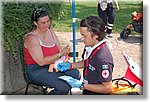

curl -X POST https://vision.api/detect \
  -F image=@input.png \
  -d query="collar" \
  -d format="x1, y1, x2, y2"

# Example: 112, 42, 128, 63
84, 38, 107, 60
91, 38, 108, 51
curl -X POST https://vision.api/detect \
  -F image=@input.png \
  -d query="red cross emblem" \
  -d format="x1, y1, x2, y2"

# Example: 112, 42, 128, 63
102, 70, 109, 78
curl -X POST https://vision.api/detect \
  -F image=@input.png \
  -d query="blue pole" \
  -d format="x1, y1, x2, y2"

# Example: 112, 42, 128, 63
72, 0, 76, 62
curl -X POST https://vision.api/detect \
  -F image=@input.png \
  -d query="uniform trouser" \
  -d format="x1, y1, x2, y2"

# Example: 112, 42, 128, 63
25, 64, 80, 95
98, 3, 115, 34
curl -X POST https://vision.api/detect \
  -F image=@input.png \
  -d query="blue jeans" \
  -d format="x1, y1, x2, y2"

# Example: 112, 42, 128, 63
25, 64, 80, 95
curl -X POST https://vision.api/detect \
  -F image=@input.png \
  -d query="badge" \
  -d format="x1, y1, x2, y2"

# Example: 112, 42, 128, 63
102, 70, 109, 78
102, 65, 109, 69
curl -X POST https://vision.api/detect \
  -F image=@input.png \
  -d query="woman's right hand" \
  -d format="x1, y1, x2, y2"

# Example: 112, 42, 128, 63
60, 45, 70, 56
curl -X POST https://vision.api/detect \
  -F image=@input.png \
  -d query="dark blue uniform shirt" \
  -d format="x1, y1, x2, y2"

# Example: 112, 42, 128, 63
82, 42, 114, 95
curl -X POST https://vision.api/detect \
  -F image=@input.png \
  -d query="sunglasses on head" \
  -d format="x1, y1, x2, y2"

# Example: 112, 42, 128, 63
33, 7, 47, 21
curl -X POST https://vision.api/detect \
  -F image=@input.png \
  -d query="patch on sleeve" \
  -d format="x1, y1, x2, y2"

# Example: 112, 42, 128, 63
102, 65, 109, 69
102, 70, 109, 78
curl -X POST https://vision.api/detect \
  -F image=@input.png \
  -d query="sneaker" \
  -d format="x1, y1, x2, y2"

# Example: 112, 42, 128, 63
107, 33, 113, 38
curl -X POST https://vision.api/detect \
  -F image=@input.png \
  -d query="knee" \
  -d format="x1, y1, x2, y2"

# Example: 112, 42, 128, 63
72, 69, 81, 80
108, 15, 115, 24
64, 69, 81, 80
108, 18, 114, 24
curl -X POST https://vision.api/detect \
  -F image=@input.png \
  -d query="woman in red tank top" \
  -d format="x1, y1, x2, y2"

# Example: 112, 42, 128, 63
23, 7, 80, 95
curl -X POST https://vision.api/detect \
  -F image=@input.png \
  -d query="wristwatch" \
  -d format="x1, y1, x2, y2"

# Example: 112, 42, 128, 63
80, 83, 84, 90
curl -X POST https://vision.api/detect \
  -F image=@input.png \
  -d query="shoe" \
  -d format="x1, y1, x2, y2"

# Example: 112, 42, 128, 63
107, 33, 113, 38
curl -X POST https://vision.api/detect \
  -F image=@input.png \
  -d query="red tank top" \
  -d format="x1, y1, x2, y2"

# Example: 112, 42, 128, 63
24, 29, 59, 65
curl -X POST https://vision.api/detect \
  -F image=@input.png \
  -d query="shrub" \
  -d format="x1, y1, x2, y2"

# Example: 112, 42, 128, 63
2, 1, 66, 61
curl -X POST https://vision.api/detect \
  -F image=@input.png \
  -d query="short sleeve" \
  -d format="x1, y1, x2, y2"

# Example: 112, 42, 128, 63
97, 61, 113, 82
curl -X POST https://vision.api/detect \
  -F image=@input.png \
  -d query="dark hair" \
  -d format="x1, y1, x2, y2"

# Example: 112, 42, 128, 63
80, 16, 106, 41
31, 7, 49, 22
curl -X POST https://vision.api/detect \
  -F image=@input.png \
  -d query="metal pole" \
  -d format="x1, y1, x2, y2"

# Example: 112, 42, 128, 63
72, 0, 76, 62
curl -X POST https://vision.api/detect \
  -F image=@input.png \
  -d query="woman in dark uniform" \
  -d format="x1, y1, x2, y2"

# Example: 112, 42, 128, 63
58, 16, 114, 95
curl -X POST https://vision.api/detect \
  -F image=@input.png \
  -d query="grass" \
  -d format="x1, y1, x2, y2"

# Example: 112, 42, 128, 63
53, 0, 143, 34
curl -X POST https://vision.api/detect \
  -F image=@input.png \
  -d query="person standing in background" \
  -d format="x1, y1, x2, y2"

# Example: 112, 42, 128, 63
98, 0, 119, 38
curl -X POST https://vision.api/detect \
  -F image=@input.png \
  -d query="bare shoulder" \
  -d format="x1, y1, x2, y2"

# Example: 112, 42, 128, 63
25, 34, 37, 41
24, 34, 39, 48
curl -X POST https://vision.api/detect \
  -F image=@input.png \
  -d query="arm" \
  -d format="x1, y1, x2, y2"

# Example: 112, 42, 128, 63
57, 60, 84, 72
97, 0, 100, 3
114, 0, 119, 10
82, 50, 114, 94
24, 34, 70, 66
71, 60, 84, 69
84, 81, 112, 94
58, 76, 112, 94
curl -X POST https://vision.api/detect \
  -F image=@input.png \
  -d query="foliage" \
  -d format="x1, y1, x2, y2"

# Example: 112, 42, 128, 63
53, 1, 143, 33
2, 1, 66, 61
2, 1, 143, 61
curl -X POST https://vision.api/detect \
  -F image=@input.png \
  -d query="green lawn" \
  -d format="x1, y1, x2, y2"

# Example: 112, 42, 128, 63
53, 0, 142, 34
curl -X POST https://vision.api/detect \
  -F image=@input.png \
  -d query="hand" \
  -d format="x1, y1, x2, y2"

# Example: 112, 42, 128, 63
57, 62, 71, 72
61, 45, 70, 56
117, 6, 120, 11
59, 76, 82, 88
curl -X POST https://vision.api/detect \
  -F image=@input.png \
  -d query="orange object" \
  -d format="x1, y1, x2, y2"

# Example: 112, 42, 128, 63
48, 56, 70, 72
111, 82, 139, 95
127, 24, 132, 29
111, 52, 143, 95
132, 11, 143, 22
